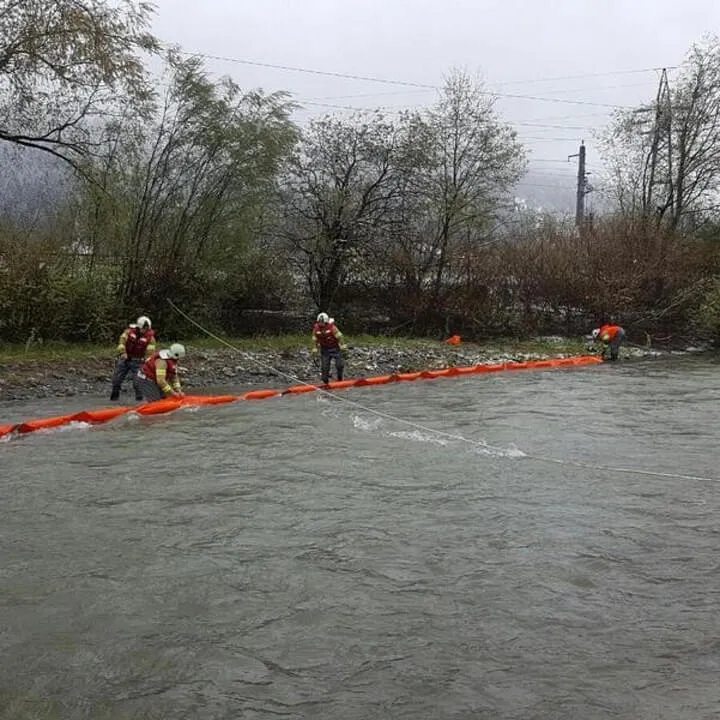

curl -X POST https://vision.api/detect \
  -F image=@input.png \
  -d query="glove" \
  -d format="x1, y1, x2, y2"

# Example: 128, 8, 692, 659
312, 346, 319, 355
340, 345, 349, 356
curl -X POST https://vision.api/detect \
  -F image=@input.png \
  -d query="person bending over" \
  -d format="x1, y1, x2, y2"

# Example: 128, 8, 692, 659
136, 343, 186, 401
592, 324, 625, 361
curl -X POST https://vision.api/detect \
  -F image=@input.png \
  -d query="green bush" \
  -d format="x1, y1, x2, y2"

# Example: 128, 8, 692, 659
0, 265, 118, 343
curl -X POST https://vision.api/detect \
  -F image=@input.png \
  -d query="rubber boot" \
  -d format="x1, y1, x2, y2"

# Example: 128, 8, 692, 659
110, 388, 120, 401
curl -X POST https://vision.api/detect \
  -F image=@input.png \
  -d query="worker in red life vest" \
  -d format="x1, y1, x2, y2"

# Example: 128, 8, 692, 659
135, 343, 186, 402
592, 323, 626, 361
110, 315, 157, 401
312, 312, 347, 384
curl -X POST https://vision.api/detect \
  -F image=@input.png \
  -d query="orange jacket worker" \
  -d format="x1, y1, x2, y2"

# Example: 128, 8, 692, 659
312, 313, 347, 384
591, 324, 625, 361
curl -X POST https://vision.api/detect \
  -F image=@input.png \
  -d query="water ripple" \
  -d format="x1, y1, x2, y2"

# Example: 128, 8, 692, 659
1, 357, 719, 718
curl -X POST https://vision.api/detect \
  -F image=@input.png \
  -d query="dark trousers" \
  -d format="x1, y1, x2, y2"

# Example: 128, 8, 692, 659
604, 329, 626, 361
110, 357, 143, 400
321, 348, 344, 384
135, 374, 165, 402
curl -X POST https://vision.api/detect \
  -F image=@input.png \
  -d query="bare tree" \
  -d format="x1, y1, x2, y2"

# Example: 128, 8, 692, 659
0, 0, 159, 169
280, 112, 413, 310
385, 69, 527, 311
601, 36, 720, 230
278, 72, 527, 322
426, 71, 526, 294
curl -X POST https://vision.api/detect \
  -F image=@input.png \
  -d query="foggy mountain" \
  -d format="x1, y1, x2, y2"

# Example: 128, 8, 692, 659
0, 144, 595, 228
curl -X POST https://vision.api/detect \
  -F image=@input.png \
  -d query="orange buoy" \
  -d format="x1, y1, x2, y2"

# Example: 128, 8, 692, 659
420, 369, 447, 379
135, 399, 184, 415
181, 394, 241, 405
456, 366, 479, 375
353, 375, 393, 386
242, 389, 282, 400
394, 372, 422, 381
71, 407, 131, 424
15, 413, 78, 434
325, 380, 358, 390
1, 354, 605, 440
283, 384, 320, 394
505, 361, 529, 370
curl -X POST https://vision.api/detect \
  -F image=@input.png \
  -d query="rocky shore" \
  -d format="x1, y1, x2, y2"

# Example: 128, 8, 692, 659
0, 337, 696, 405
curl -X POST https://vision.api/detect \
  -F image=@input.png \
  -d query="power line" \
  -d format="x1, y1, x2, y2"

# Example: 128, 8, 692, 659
296, 104, 616, 125
186, 51, 439, 89
150, 66, 619, 126
291, 117, 600, 138
491, 81, 657, 97
293, 107, 599, 142
515, 111, 615, 122
528, 171, 587, 178
302, 89, 436, 102
492, 66, 676, 86
515, 121, 596, 130
297, 100, 404, 113
516, 181, 577, 189
526, 158, 581, 164
294, 98, 618, 120
517, 136, 583, 142
183, 51, 636, 109
185, 50, 673, 89
298, 80, 658, 103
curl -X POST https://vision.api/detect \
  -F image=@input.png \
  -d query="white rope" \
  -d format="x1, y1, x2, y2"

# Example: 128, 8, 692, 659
528, 453, 718, 484
167, 299, 514, 454
168, 300, 718, 482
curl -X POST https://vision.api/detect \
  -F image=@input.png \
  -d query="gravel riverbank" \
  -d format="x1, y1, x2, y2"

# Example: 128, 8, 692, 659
0, 337, 691, 405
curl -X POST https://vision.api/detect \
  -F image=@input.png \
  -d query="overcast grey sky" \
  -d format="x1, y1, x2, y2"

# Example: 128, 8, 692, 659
150, 0, 720, 211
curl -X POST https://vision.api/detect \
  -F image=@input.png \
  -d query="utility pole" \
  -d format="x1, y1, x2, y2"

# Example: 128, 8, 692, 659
629, 68, 672, 221
568, 140, 590, 227
647, 68, 673, 221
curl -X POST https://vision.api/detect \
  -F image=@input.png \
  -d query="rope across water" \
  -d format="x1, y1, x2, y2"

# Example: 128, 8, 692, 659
167, 300, 719, 484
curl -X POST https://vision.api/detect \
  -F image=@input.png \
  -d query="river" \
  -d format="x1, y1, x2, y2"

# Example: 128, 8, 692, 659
1, 356, 719, 719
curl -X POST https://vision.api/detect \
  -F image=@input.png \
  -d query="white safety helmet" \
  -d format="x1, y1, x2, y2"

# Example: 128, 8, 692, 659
167, 343, 185, 359
317, 312, 330, 324
136, 315, 151, 330
591, 328, 600, 340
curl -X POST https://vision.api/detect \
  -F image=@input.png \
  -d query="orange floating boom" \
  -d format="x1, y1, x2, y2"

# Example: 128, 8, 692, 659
0, 355, 603, 440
